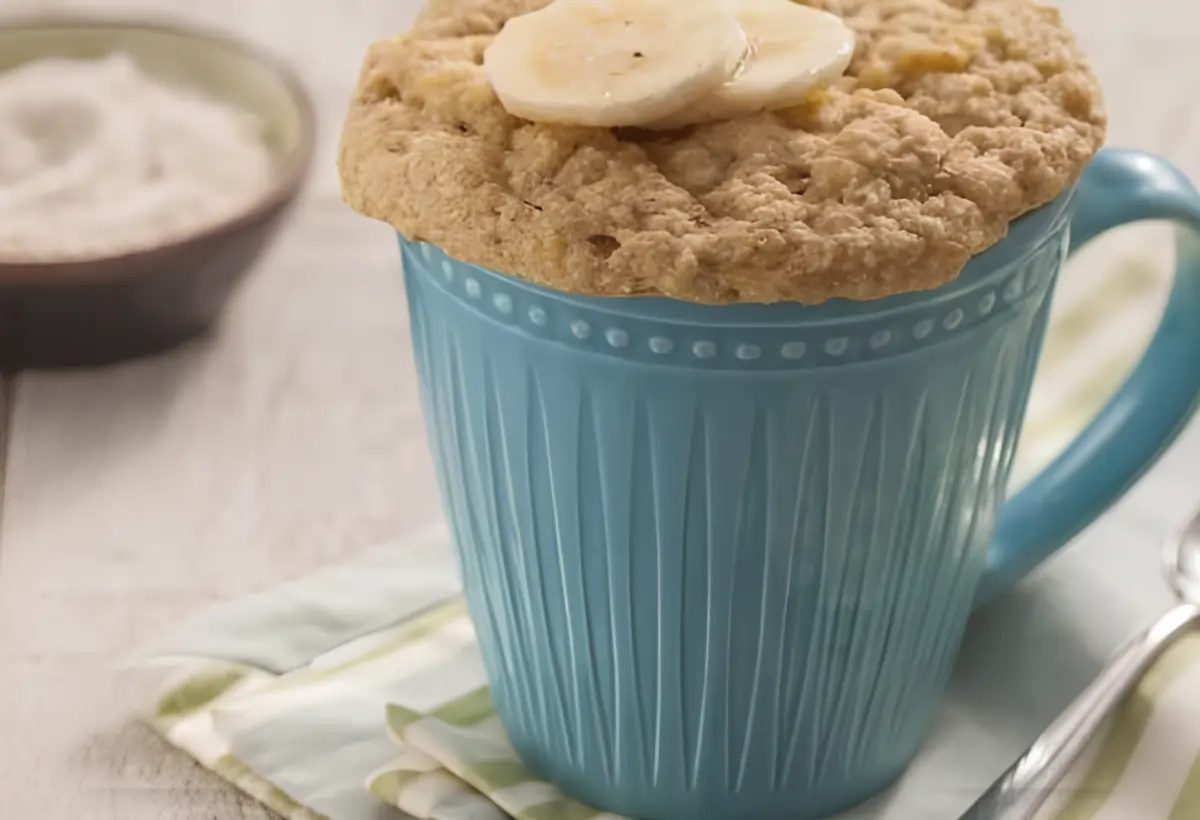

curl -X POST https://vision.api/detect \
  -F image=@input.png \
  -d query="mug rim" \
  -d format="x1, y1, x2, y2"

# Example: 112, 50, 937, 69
402, 182, 1076, 329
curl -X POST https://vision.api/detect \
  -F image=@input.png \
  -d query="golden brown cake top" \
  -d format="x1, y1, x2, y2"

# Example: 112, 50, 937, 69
338, 0, 1106, 304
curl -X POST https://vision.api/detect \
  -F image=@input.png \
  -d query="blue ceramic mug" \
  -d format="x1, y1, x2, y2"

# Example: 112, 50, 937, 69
401, 148, 1200, 820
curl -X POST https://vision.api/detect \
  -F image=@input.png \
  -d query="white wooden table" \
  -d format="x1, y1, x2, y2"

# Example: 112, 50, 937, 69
0, 2, 1197, 818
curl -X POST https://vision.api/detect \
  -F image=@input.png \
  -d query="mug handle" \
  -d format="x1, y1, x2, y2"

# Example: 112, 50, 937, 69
974, 147, 1200, 608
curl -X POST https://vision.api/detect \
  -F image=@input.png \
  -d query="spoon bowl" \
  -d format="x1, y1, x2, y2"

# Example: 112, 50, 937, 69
1165, 509, 1200, 603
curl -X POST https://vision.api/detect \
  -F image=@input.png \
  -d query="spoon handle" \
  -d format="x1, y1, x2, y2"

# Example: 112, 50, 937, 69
959, 603, 1200, 820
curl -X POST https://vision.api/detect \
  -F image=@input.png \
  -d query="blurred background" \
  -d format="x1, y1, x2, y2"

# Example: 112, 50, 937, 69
0, 0, 1198, 818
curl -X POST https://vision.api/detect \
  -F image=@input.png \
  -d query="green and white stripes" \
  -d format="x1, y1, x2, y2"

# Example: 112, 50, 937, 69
1046, 633, 1200, 820
370, 692, 628, 820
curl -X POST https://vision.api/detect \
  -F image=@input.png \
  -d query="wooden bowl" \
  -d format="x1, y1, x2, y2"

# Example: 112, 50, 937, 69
0, 16, 316, 369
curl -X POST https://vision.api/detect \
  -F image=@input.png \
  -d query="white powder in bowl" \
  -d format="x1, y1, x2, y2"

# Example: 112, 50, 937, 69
0, 52, 279, 263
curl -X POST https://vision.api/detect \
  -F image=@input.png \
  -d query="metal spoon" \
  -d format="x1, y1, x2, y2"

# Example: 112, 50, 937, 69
960, 506, 1200, 820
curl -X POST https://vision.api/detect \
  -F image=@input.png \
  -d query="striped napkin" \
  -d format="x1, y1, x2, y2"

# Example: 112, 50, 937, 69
136, 230, 1193, 820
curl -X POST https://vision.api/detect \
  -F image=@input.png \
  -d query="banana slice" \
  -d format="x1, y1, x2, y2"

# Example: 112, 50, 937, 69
648, 0, 856, 129
483, 0, 749, 128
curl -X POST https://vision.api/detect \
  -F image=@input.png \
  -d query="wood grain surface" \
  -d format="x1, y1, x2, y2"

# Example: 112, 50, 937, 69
0, 1, 1197, 818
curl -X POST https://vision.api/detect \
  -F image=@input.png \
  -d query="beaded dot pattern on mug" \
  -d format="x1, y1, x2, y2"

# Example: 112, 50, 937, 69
409, 236, 1066, 370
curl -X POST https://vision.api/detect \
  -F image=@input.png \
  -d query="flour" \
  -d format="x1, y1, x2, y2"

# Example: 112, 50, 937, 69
0, 53, 278, 262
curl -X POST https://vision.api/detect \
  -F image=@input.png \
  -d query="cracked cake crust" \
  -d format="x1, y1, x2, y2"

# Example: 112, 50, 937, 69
338, 0, 1106, 304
